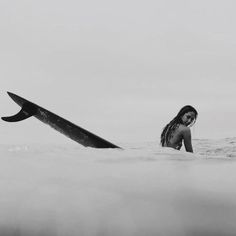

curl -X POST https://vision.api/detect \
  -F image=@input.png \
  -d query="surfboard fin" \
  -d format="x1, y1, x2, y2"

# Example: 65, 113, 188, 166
1, 102, 37, 122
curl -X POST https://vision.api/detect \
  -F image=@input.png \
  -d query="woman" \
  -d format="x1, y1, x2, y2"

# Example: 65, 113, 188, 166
160, 105, 198, 152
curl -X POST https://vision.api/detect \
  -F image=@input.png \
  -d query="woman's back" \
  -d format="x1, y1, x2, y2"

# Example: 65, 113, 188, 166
163, 124, 183, 150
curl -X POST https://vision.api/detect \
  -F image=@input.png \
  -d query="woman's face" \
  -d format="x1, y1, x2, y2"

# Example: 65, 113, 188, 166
181, 111, 196, 126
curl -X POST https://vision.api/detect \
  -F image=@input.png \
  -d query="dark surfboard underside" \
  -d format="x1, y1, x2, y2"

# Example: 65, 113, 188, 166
2, 92, 120, 149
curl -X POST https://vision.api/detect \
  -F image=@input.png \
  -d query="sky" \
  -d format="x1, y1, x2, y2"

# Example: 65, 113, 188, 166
0, 0, 236, 144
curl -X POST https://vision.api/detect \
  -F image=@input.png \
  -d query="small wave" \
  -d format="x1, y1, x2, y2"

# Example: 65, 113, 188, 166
1, 138, 236, 159
194, 137, 236, 158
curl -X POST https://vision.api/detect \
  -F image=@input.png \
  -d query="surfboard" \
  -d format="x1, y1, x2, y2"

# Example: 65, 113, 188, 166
2, 92, 121, 149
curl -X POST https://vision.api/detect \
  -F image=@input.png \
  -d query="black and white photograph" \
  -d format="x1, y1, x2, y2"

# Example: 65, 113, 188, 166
1, 0, 236, 235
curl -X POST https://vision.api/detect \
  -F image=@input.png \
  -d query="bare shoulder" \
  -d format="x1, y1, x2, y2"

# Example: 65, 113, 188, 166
178, 124, 191, 135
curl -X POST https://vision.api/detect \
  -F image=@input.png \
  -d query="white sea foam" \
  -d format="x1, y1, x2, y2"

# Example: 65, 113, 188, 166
0, 139, 236, 236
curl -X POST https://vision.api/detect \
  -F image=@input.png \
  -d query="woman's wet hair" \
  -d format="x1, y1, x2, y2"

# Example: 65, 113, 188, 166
160, 105, 198, 147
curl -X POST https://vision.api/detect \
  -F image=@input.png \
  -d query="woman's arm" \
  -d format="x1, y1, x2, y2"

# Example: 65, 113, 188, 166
182, 127, 193, 153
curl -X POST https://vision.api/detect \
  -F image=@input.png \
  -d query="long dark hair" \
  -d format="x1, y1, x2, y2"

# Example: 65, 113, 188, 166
160, 105, 198, 146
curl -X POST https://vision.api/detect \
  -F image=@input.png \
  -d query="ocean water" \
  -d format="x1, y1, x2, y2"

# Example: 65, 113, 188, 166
0, 138, 236, 236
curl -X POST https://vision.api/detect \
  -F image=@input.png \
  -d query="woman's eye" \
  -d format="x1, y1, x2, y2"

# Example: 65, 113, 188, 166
187, 116, 194, 120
